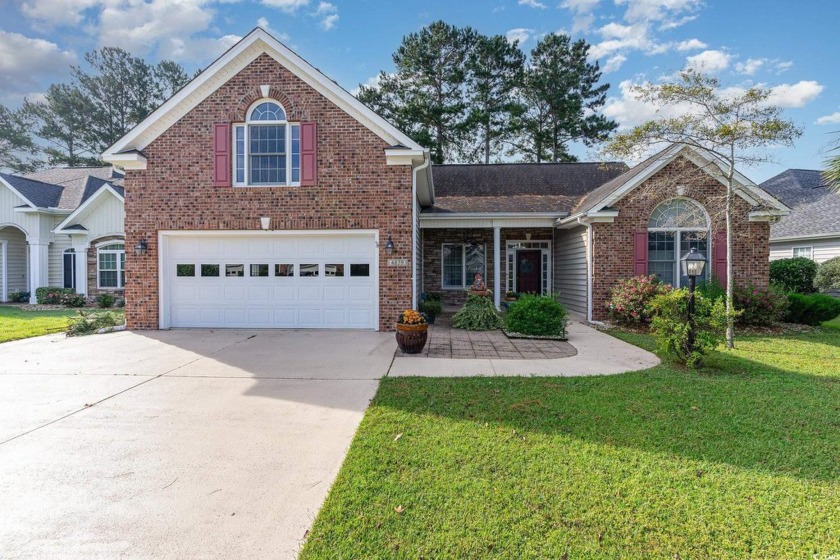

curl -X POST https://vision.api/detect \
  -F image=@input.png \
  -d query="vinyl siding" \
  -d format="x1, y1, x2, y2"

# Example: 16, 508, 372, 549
1, 226, 28, 297
553, 225, 588, 315
770, 237, 840, 264
79, 192, 125, 241
48, 228, 73, 287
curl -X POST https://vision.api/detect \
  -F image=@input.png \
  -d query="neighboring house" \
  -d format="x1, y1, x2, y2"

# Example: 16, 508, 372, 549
101, 28, 788, 330
0, 167, 125, 304
760, 169, 840, 263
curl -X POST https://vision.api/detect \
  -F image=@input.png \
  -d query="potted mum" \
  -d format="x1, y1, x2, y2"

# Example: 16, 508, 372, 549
395, 309, 428, 354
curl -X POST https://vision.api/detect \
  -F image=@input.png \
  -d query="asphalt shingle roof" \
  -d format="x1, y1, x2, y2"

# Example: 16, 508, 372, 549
23, 166, 123, 210
0, 173, 65, 208
761, 169, 840, 239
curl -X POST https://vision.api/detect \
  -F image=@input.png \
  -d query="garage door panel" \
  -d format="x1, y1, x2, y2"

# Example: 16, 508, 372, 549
166, 233, 376, 329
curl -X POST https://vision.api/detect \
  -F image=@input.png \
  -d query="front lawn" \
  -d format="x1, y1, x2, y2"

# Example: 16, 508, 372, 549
301, 330, 840, 559
0, 306, 124, 343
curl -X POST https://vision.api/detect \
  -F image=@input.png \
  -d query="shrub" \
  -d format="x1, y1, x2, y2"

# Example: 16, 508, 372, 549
418, 299, 442, 318
35, 287, 76, 304
733, 284, 788, 326
783, 293, 840, 326
649, 289, 727, 368
770, 257, 818, 293
815, 257, 840, 293
423, 291, 443, 302
606, 275, 671, 325
59, 292, 87, 308
451, 293, 503, 331
67, 310, 123, 337
505, 294, 568, 337
116, 297, 126, 308
96, 293, 116, 308
7, 291, 30, 303
697, 276, 726, 302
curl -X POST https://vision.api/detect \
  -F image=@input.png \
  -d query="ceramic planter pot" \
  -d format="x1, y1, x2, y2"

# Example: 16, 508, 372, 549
396, 323, 428, 354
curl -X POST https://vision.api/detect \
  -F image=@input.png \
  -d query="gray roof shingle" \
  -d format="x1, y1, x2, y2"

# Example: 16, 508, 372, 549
23, 166, 123, 209
0, 173, 64, 208
761, 169, 840, 239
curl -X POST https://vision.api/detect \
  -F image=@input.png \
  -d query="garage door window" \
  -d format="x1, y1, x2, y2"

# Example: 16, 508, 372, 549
226, 265, 244, 277
201, 264, 220, 277
98, 243, 125, 288
275, 264, 294, 277
350, 264, 370, 277
325, 264, 344, 277
250, 264, 269, 277
300, 264, 319, 277
177, 264, 195, 276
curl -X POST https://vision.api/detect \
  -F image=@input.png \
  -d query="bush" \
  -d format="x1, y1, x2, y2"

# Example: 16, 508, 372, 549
116, 297, 126, 308
770, 257, 818, 293
505, 294, 568, 337
783, 293, 840, 326
451, 294, 503, 331
35, 287, 76, 304
697, 277, 726, 302
423, 291, 443, 302
418, 298, 443, 318
649, 289, 727, 368
733, 284, 788, 326
60, 292, 87, 308
815, 257, 840, 293
67, 310, 123, 337
606, 275, 671, 325
96, 293, 116, 308
7, 291, 30, 303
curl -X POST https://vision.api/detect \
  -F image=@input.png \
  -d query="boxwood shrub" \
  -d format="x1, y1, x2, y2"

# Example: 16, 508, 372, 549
783, 293, 840, 326
770, 257, 818, 293
505, 294, 568, 338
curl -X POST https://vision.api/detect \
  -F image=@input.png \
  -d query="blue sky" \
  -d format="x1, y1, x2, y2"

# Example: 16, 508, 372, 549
2, 0, 838, 181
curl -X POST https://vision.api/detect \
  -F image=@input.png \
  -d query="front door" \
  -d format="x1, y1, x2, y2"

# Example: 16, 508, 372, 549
516, 250, 542, 294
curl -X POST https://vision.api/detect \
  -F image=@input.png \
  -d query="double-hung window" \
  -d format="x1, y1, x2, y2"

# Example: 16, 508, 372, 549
647, 199, 710, 288
233, 101, 301, 186
442, 243, 486, 289
98, 243, 125, 289
792, 246, 813, 259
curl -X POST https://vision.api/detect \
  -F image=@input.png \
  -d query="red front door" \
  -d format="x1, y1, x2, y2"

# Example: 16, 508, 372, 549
516, 250, 542, 294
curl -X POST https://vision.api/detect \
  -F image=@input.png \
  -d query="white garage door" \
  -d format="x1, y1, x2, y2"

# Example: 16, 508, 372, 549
163, 232, 377, 329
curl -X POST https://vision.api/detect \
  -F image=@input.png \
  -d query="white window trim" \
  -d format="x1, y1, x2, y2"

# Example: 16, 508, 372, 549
97, 242, 125, 289
647, 198, 712, 289
233, 99, 301, 188
441, 243, 487, 290
792, 246, 814, 259
504, 240, 551, 295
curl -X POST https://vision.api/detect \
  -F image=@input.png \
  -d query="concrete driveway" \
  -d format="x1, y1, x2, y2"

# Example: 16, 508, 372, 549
0, 329, 394, 559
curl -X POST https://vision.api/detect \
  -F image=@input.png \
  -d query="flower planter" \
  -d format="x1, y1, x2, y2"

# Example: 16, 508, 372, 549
396, 323, 428, 354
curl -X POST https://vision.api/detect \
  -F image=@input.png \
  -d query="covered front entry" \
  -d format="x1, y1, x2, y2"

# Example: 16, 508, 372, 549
0, 225, 28, 302
159, 231, 379, 329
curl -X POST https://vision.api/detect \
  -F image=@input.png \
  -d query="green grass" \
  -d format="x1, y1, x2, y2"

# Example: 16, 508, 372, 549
0, 306, 124, 343
301, 330, 840, 559
823, 315, 840, 332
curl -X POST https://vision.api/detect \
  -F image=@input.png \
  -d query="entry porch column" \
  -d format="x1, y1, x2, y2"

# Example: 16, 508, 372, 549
493, 225, 501, 309
72, 236, 90, 296
27, 239, 49, 304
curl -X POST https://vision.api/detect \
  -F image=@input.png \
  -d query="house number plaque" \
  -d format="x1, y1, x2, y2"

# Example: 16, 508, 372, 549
387, 258, 409, 267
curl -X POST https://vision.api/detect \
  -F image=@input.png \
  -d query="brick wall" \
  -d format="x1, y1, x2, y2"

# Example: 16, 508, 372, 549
123, 53, 413, 330
590, 156, 771, 321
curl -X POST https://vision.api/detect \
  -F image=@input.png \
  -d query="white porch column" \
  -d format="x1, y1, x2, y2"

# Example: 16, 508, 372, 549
493, 225, 501, 309
72, 237, 90, 296
28, 239, 49, 304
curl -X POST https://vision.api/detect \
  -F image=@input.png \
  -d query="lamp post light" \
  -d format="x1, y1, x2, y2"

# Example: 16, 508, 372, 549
681, 247, 708, 354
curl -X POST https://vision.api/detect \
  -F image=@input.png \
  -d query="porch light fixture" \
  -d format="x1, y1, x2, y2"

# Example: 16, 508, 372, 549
384, 235, 395, 254
260, 216, 271, 230
134, 238, 148, 256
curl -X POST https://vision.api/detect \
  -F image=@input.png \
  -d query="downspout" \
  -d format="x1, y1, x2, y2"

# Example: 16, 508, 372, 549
579, 217, 603, 326
411, 151, 431, 309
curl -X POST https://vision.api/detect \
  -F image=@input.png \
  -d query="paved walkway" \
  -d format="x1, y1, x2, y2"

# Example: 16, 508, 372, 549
395, 315, 576, 360
389, 319, 660, 377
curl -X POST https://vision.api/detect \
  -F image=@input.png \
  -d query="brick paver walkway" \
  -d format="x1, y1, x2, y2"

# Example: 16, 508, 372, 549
396, 315, 577, 360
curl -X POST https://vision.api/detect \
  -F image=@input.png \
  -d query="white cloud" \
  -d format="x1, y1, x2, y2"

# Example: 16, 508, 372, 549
351, 73, 387, 96
685, 49, 732, 72
561, 0, 599, 12
320, 13, 339, 30
617, 0, 702, 25
602, 54, 627, 73
261, 0, 310, 13
816, 112, 840, 125
20, 0, 99, 27
775, 61, 793, 73
159, 34, 241, 63
0, 31, 76, 95
256, 17, 291, 43
765, 80, 823, 108
735, 58, 764, 76
572, 13, 596, 33
505, 28, 533, 44
518, 0, 547, 8
312, 1, 338, 30
676, 38, 707, 51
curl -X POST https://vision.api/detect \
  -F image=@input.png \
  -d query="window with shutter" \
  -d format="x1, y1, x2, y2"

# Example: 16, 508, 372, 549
230, 100, 304, 186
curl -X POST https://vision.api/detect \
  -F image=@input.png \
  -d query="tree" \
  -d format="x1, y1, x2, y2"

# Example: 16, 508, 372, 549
0, 104, 40, 172
512, 33, 616, 162
604, 69, 801, 348
155, 60, 191, 101
358, 21, 478, 164
24, 84, 100, 167
823, 132, 840, 192
461, 34, 526, 164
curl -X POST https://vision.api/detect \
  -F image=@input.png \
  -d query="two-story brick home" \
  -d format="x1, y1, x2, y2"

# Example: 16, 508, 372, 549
103, 28, 789, 330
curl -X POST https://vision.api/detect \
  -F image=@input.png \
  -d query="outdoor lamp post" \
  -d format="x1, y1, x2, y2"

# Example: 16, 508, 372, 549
681, 247, 708, 354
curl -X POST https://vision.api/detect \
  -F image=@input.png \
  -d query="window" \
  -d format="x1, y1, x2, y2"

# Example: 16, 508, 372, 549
250, 264, 269, 277
63, 249, 76, 290
201, 264, 220, 277
97, 243, 125, 289
325, 264, 344, 277
233, 100, 301, 186
176, 264, 195, 277
442, 243, 486, 289
793, 246, 813, 259
350, 264, 370, 277
647, 199, 710, 288
226, 265, 244, 277
275, 264, 294, 277
300, 264, 319, 277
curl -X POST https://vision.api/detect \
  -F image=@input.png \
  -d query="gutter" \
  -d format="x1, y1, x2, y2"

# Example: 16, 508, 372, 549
411, 150, 431, 308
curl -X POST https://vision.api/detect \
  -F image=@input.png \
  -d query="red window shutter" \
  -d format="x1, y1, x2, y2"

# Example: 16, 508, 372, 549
633, 229, 648, 277
300, 122, 317, 186
713, 230, 728, 289
213, 122, 230, 187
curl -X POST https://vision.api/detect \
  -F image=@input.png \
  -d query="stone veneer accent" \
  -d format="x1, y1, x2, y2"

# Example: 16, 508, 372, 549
122, 53, 413, 331
87, 235, 126, 298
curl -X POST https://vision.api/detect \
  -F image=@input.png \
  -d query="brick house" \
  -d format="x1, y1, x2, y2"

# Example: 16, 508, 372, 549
99, 28, 789, 330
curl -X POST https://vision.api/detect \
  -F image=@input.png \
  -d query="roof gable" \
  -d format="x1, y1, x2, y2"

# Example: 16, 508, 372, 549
0, 173, 64, 209
53, 183, 125, 234
762, 169, 840, 240
102, 28, 423, 164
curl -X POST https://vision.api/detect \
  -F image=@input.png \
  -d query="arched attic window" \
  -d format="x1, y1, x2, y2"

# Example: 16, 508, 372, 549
232, 100, 301, 186
647, 198, 710, 287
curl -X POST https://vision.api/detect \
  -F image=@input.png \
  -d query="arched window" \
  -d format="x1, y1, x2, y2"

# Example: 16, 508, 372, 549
647, 199, 710, 287
233, 100, 301, 186
97, 242, 125, 289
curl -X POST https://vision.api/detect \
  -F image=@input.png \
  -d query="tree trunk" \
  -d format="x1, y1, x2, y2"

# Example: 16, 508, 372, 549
725, 170, 735, 349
